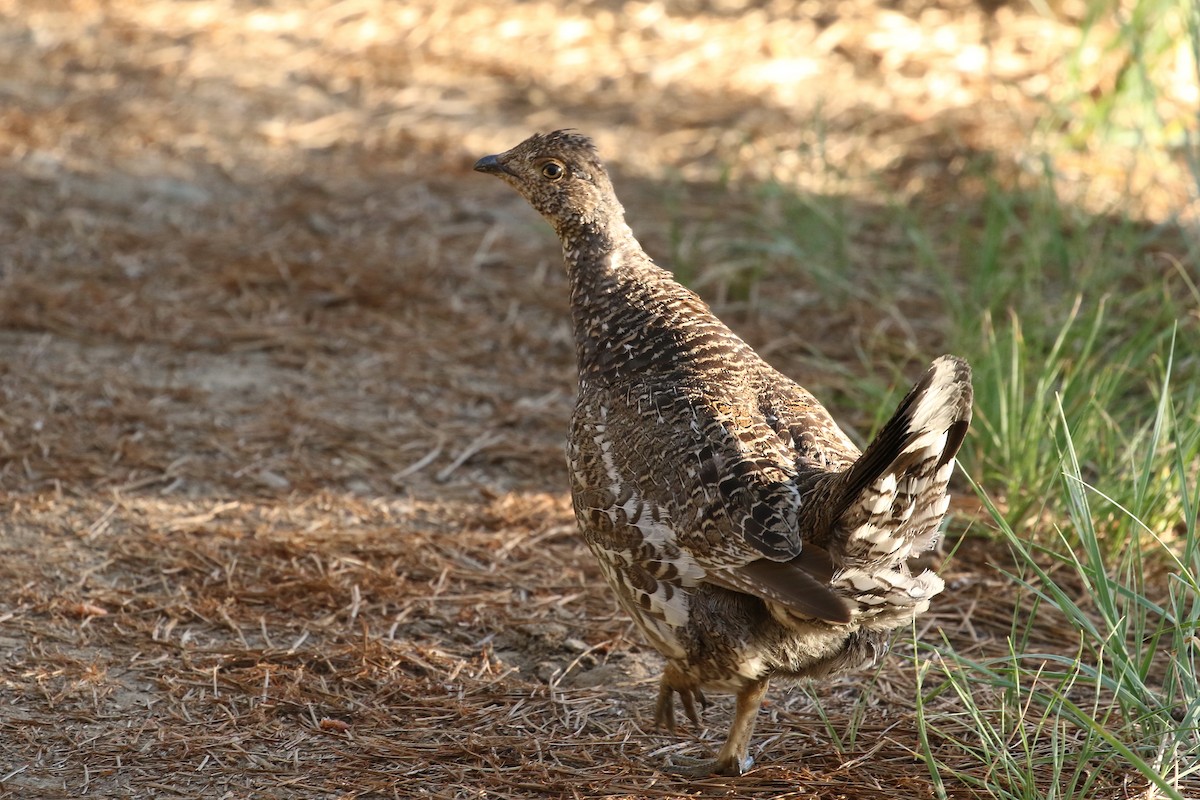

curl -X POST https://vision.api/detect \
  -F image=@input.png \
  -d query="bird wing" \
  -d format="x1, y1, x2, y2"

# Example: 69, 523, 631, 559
588, 381, 858, 623
683, 406, 854, 624
703, 543, 851, 623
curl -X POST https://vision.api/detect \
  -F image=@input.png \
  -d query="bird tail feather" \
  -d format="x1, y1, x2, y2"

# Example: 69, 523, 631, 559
830, 355, 973, 623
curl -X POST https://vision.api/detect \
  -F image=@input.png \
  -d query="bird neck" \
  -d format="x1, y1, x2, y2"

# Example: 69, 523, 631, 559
560, 219, 731, 387
563, 221, 647, 317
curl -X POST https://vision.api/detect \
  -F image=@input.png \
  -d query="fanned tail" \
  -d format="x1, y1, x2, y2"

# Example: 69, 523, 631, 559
831, 355, 973, 623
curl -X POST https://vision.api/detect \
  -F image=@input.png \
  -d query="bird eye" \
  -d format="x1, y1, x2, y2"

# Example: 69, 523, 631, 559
541, 162, 565, 180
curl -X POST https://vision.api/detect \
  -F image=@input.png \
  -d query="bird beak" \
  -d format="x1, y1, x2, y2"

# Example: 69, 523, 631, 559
473, 154, 514, 176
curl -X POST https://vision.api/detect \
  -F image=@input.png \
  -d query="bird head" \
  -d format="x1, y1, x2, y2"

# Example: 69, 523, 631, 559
474, 130, 624, 235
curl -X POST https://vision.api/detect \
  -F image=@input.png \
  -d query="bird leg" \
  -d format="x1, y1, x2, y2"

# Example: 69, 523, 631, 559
666, 677, 770, 777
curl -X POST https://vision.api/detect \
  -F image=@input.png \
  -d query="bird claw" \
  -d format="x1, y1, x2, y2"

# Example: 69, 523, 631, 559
664, 752, 753, 777
654, 682, 707, 732
678, 687, 707, 727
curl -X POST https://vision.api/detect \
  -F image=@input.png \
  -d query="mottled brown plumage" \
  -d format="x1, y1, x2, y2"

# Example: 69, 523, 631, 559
475, 131, 973, 776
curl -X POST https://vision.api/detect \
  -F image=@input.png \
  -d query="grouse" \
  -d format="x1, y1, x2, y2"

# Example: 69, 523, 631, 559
474, 131, 972, 777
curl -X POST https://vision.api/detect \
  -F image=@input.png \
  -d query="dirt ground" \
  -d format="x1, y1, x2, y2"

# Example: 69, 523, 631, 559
0, 1, 1193, 798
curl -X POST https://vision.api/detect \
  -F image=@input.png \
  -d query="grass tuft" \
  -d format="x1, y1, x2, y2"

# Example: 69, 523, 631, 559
916, 334, 1200, 798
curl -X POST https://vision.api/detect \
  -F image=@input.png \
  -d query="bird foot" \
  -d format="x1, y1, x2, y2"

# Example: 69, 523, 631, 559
654, 680, 707, 732
664, 752, 753, 777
